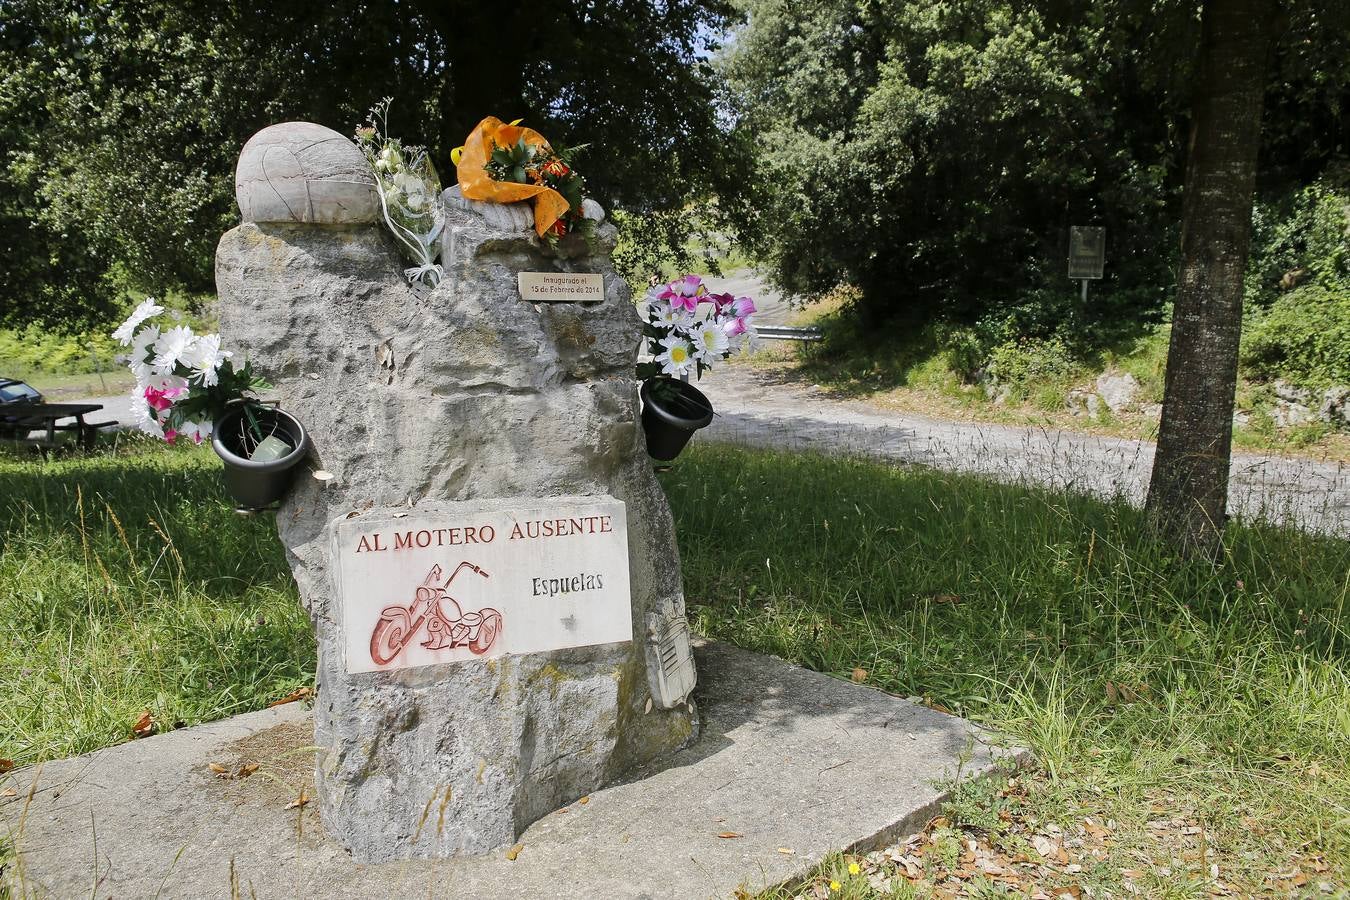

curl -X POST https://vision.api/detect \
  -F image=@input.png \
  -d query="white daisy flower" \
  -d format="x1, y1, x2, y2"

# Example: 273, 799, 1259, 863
112, 298, 164, 345
182, 333, 232, 387
129, 388, 164, 438
690, 320, 729, 360
127, 325, 160, 382
152, 325, 197, 374
656, 335, 695, 377
655, 304, 695, 330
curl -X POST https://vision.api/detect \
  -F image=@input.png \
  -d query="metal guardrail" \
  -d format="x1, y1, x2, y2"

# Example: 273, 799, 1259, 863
756, 325, 823, 342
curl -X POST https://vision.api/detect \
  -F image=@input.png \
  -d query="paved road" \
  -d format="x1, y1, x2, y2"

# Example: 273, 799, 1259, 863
695, 270, 1349, 535
697, 365, 1350, 537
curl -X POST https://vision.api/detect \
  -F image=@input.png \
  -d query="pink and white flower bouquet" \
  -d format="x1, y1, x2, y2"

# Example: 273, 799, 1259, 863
636, 274, 757, 386
112, 299, 269, 445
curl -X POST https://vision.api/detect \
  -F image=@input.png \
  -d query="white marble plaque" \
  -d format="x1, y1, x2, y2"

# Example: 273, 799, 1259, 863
334, 498, 632, 674
517, 271, 604, 302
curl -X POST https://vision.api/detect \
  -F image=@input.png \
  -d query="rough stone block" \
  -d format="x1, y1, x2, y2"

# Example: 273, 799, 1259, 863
214, 187, 697, 862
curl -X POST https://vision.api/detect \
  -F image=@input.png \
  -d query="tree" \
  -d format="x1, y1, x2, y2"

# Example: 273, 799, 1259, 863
721, 0, 1204, 329
0, 0, 747, 331
721, 0, 1348, 336
1143, 0, 1279, 557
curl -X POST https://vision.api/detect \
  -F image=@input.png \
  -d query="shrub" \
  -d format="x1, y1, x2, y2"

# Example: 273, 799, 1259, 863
1241, 283, 1350, 389
0, 327, 120, 376
1247, 176, 1350, 307
984, 336, 1078, 391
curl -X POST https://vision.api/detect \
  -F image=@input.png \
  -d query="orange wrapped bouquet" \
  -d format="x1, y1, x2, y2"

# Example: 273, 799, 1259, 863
453, 116, 587, 239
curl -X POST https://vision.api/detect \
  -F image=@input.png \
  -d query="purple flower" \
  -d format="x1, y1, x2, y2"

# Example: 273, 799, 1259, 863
659, 274, 705, 314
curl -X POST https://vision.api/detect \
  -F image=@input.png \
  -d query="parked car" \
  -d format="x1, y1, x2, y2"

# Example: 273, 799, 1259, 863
0, 377, 44, 438
1, 377, 42, 405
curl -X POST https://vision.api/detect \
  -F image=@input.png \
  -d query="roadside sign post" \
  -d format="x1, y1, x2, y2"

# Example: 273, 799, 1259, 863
1068, 226, 1105, 301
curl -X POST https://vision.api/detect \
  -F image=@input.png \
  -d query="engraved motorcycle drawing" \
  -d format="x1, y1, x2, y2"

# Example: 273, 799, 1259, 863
369, 562, 503, 665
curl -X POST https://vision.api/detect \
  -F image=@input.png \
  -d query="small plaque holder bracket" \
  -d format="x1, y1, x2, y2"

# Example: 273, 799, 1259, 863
645, 609, 697, 708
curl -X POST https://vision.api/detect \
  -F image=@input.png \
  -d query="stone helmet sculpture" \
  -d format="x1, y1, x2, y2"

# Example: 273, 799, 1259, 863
234, 122, 380, 225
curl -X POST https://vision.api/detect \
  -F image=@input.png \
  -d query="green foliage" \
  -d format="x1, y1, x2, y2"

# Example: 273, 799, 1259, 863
612, 207, 738, 290
796, 170, 1347, 411
1, 0, 750, 331
0, 442, 312, 763
1240, 175, 1350, 390
0, 291, 214, 380
1242, 283, 1350, 389
3, 440, 1349, 890
0, 327, 119, 375
1247, 174, 1350, 306
984, 336, 1078, 393
940, 768, 1011, 834
724, 0, 1349, 332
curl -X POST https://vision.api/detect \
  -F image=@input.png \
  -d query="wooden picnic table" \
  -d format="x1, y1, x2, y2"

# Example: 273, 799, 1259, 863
0, 402, 114, 450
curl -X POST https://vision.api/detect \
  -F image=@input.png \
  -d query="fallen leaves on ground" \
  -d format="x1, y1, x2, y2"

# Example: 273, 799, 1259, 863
851, 668, 868, 683
0, 787, 16, 798
718, 831, 745, 839
0, 758, 13, 773
285, 786, 310, 810
506, 842, 524, 861
207, 761, 261, 780
267, 686, 314, 708
131, 709, 155, 738
782, 773, 1344, 899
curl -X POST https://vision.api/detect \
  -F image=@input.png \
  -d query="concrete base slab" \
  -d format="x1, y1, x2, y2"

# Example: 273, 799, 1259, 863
2, 642, 1024, 899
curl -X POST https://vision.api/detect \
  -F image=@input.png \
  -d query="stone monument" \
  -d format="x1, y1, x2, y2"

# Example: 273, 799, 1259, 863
216, 122, 699, 862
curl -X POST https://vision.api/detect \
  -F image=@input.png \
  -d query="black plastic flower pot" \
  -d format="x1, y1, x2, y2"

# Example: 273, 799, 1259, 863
211, 404, 309, 510
640, 378, 714, 462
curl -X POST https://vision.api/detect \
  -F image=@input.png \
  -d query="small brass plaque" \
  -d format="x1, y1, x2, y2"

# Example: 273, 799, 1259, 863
518, 271, 604, 303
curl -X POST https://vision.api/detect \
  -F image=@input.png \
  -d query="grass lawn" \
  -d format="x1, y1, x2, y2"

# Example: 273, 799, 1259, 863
0, 439, 312, 762
2, 440, 1347, 896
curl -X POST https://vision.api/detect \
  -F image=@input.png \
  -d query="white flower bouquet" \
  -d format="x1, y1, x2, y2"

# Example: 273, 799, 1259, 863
355, 99, 445, 288
635, 274, 757, 460
636, 274, 757, 385
112, 299, 270, 448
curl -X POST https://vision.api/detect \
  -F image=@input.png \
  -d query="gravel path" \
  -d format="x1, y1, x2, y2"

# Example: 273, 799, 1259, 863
698, 365, 1350, 537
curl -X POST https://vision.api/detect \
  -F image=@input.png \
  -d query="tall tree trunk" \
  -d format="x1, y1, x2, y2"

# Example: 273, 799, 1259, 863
1144, 0, 1276, 559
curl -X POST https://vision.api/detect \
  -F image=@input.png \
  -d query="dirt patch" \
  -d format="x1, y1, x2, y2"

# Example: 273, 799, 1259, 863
194, 719, 325, 843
